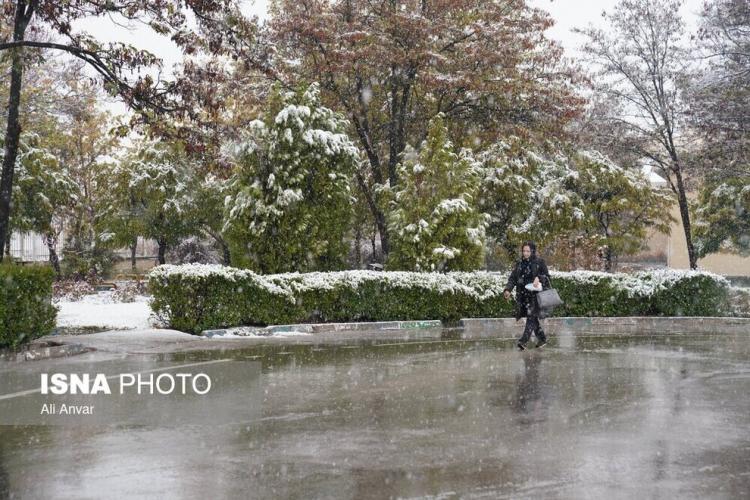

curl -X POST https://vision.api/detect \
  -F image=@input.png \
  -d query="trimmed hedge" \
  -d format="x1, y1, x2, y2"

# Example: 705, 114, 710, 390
1, 264, 57, 348
148, 264, 732, 334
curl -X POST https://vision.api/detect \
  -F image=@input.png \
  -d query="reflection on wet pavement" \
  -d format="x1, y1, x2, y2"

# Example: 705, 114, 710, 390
1, 331, 749, 499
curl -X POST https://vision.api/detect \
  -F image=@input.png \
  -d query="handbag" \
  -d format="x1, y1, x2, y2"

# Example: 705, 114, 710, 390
537, 288, 563, 309
536, 274, 564, 310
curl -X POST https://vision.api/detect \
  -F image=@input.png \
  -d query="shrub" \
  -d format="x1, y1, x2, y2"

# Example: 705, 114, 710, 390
728, 287, 750, 318
148, 264, 732, 334
0, 264, 57, 348
638, 269, 731, 316
60, 245, 116, 281
111, 280, 148, 303
53, 279, 96, 302
165, 236, 222, 265
148, 264, 297, 334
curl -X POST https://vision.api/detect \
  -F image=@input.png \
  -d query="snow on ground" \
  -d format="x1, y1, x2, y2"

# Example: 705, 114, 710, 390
54, 291, 155, 330
53, 291, 315, 335
209, 328, 313, 338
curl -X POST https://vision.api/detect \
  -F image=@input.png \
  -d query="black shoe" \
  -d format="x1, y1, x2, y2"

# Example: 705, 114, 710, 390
517, 342, 527, 351
536, 339, 547, 348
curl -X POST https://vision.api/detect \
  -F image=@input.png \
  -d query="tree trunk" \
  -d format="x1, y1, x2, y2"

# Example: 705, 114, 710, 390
202, 227, 231, 265
386, 68, 414, 190
130, 238, 137, 272
370, 224, 377, 264
45, 232, 61, 278
349, 98, 390, 260
374, 210, 388, 260
603, 245, 614, 273
352, 169, 389, 260
572, 236, 582, 271
157, 240, 167, 265
354, 224, 362, 268
221, 241, 231, 266
0, 0, 33, 262
673, 168, 698, 269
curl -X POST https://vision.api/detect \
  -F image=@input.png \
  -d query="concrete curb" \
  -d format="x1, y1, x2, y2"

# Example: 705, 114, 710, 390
460, 316, 750, 335
202, 319, 443, 337
202, 316, 750, 337
0, 340, 95, 362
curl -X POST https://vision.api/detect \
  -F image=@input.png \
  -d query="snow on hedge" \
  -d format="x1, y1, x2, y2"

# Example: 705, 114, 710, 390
552, 268, 731, 298
148, 263, 729, 301
147, 264, 733, 333
148, 263, 292, 298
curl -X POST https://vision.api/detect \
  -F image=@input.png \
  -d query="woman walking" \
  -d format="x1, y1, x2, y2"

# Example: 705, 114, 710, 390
503, 241, 552, 350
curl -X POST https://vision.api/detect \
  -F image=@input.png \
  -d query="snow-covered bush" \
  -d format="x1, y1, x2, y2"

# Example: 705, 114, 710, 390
165, 236, 222, 265
148, 264, 732, 334
53, 279, 96, 302
148, 264, 297, 333
59, 245, 116, 282
111, 280, 148, 303
550, 268, 731, 317
728, 286, 750, 318
1, 264, 57, 347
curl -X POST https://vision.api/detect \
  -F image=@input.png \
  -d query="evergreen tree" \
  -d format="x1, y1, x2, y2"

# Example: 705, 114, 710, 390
222, 83, 359, 273
386, 114, 489, 272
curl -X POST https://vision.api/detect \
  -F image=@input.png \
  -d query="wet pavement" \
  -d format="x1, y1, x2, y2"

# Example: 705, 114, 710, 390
1, 329, 750, 499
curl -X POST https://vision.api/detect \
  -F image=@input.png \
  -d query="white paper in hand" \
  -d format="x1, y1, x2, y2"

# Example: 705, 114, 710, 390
525, 282, 542, 292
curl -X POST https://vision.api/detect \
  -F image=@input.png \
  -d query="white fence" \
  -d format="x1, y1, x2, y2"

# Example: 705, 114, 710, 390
9, 231, 58, 262
9, 230, 157, 262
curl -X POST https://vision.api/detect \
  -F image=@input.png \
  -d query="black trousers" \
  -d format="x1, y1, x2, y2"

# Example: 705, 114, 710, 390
519, 313, 546, 345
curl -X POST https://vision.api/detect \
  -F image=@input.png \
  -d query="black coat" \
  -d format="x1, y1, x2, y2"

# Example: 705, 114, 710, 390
503, 257, 552, 321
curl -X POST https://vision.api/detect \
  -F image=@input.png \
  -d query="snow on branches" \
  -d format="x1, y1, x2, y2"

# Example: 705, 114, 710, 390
385, 114, 490, 272
221, 83, 361, 273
